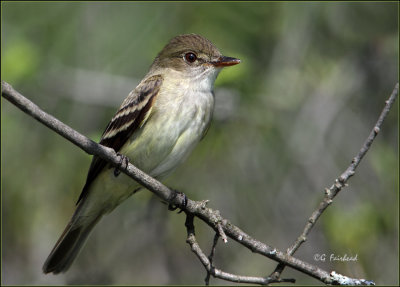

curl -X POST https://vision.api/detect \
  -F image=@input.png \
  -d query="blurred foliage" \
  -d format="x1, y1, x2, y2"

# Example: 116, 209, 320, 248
1, 2, 398, 285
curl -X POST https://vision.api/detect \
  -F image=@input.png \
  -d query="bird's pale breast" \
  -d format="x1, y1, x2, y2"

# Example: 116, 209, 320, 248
83, 81, 214, 216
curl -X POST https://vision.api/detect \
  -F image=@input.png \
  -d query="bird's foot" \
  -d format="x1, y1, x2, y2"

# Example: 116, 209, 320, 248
168, 190, 188, 213
114, 153, 129, 177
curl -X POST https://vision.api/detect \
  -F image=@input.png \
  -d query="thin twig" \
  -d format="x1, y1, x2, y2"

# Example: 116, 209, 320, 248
185, 214, 295, 285
205, 233, 220, 285
217, 222, 228, 243
270, 83, 399, 280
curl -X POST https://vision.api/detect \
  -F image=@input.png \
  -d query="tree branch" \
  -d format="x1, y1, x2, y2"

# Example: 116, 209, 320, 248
1, 80, 182, 207
270, 83, 398, 280
3, 80, 396, 285
205, 232, 219, 285
184, 213, 296, 285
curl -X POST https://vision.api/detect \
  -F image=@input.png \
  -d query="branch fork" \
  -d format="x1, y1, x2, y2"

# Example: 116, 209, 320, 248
2, 80, 397, 285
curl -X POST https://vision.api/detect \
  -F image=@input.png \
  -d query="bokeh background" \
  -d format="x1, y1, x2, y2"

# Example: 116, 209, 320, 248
1, 2, 398, 285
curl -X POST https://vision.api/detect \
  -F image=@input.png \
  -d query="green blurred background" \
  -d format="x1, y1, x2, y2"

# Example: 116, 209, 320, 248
1, 2, 398, 285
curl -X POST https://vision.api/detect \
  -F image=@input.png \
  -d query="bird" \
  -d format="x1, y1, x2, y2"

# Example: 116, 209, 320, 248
42, 33, 240, 274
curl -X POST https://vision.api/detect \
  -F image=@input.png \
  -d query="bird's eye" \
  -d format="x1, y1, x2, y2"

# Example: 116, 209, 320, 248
184, 52, 197, 63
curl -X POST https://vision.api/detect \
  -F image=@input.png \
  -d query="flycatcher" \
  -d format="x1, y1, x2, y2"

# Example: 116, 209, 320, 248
43, 33, 240, 274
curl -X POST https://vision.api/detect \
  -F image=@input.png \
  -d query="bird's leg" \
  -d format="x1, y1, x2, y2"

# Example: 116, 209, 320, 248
114, 152, 130, 177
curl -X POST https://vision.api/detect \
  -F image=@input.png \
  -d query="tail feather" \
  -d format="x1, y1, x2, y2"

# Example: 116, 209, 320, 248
43, 210, 101, 274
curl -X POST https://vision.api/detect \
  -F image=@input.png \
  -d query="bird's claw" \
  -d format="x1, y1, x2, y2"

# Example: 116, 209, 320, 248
168, 190, 188, 213
114, 153, 129, 177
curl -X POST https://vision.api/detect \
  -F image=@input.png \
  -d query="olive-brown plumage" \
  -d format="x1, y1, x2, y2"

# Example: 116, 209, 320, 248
43, 34, 240, 274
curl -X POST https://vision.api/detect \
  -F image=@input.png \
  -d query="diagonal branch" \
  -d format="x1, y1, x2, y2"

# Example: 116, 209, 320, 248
270, 83, 399, 280
3, 80, 395, 285
1, 80, 180, 206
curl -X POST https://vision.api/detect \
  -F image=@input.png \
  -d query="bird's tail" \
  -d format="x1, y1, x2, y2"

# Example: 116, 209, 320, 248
42, 202, 102, 274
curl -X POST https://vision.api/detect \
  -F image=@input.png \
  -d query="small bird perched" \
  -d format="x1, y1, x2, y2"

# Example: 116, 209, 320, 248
42, 33, 240, 274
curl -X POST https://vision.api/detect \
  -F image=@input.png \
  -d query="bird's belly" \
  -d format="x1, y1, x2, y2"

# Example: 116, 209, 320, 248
149, 117, 206, 178
82, 91, 213, 216
123, 100, 212, 178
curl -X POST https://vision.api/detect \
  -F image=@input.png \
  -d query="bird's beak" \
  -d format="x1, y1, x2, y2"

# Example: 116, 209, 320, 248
211, 56, 241, 67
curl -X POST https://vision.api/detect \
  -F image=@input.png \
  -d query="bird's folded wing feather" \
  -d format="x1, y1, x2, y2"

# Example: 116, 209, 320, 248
77, 74, 163, 204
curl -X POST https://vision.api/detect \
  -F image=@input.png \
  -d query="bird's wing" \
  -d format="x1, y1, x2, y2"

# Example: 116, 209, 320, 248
77, 74, 163, 204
